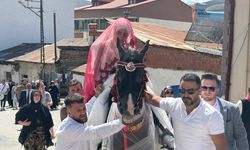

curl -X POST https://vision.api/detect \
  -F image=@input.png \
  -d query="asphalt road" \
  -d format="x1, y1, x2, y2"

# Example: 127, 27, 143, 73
0, 106, 61, 150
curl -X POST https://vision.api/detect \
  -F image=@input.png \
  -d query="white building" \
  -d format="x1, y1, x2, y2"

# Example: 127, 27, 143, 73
0, 0, 77, 50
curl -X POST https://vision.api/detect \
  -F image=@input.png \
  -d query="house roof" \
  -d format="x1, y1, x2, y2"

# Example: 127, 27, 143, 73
132, 22, 195, 51
85, 0, 128, 10
123, 0, 156, 8
13, 38, 89, 64
75, 0, 192, 22
131, 22, 222, 55
13, 44, 60, 64
57, 38, 89, 49
75, 4, 92, 10
80, 0, 159, 10
0, 43, 43, 62
72, 64, 87, 75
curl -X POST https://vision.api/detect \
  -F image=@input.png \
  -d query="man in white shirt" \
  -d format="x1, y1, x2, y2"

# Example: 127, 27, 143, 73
145, 73, 226, 150
60, 79, 102, 121
201, 73, 249, 150
56, 93, 124, 150
0, 79, 10, 111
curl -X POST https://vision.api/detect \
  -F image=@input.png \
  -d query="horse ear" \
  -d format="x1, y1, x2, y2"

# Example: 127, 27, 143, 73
140, 40, 150, 57
117, 38, 124, 58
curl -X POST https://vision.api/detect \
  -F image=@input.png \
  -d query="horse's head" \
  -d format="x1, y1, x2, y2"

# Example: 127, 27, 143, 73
113, 39, 149, 125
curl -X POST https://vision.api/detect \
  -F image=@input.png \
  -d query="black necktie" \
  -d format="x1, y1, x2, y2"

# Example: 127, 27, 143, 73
27, 90, 30, 103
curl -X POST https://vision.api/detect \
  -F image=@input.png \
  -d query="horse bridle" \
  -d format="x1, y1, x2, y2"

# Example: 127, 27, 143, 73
116, 61, 145, 72
112, 61, 147, 110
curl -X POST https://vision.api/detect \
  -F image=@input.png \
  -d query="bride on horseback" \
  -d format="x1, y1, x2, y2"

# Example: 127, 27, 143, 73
84, 17, 174, 150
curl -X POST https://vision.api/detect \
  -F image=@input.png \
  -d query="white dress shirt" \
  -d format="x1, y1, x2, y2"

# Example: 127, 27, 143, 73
26, 89, 32, 103
86, 96, 97, 115
0, 83, 9, 95
160, 97, 224, 150
213, 98, 221, 112
56, 116, 124, 150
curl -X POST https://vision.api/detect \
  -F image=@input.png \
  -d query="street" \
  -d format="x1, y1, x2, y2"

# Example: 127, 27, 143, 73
0, 107, 61, 150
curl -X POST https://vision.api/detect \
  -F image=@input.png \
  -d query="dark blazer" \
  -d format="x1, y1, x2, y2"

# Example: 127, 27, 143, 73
19, 89, 32, 107
217, 97, 249, 150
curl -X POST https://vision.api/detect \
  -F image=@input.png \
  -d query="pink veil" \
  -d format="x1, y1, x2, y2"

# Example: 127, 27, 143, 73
83, 18, 138, 102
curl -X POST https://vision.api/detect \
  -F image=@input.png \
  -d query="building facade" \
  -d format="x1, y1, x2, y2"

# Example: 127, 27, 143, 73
74, 0, 192, 38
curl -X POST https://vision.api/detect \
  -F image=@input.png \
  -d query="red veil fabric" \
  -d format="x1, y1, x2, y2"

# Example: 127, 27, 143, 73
83, 18, 139, 102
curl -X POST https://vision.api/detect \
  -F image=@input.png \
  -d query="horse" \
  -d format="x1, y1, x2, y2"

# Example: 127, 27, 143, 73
87, 39, 174, 150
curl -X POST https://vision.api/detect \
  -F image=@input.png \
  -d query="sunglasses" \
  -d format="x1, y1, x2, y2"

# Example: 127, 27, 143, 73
201, 86, 216, 92
179, 88, 199, 95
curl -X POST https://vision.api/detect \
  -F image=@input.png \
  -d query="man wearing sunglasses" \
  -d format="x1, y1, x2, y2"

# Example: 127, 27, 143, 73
145, 73, 226, 150
201, 73, 249, 150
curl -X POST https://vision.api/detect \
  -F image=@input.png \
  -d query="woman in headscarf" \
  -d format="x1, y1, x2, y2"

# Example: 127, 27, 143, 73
36, 80, 53, 108
84, 17, 139, 102
48, 80, 59, 110
15, 90, 55, 149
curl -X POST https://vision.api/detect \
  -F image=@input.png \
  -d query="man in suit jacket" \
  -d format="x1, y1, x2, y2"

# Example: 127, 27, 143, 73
201, 73, 249, 150
19, 83, 32, 107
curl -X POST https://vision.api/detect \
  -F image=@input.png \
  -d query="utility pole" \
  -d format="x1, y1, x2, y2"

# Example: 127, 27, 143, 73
40, 0, 45, 80
19, 0, 45, 80
53, 12, 57, 62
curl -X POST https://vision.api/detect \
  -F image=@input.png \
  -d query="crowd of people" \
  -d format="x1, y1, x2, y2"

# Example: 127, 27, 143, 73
0, 78, 59, 149
11, 74, 250, 150
1, 17, 250, 149
0, 78, 60, 111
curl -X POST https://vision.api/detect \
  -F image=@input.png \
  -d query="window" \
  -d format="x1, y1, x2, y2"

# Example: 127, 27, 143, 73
5, 72, 11, 81
23, 75, 28, 79
75, 20, 79, 31
99, 19, 108, 29
74, 18, 139, 33
129, 0, 136, 4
